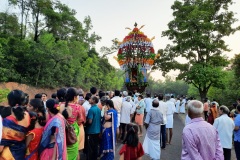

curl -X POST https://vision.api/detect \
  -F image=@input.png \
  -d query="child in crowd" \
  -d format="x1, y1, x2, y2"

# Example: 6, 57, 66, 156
119, 123, 144, 160
25, 110, 46, 160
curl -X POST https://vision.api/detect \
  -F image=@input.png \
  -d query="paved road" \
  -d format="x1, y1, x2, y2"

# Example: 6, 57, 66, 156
114, 114, 184, 160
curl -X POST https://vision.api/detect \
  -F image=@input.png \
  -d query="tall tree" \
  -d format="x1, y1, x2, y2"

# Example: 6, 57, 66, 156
156, 0, 239, 100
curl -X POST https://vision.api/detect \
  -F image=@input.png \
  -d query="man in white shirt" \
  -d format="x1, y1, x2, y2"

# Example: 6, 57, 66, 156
111, 90, 123, 138
120, 96, 134, 140
169, 95, 176, 105
144, 93, 153, 118
166, 95, 176, 144
158, 94, 168, 149
213, 105, 235, 160
82, 93, 92, 116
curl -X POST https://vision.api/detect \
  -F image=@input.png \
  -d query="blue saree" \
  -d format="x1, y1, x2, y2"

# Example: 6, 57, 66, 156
0, 115, 28, 160
100, 109, 118, 160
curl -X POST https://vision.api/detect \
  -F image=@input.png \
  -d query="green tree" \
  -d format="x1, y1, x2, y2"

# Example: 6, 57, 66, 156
156, 0, 239, 100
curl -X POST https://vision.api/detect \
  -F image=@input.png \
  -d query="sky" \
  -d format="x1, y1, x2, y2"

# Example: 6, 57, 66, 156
1, 0, 240, 80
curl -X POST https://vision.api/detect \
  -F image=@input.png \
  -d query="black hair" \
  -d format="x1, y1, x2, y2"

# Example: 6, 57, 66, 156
7, 90, 26, 121
46, 99, 59, 115
105, 99, 114, 109
219, 106, 229, 114
237, 105, 240, 112
91, 96, 99, 104
24, 93, 29, 105
35, 93, 42, 99
99, 91, 105, 99
152, 100, 159, 108
0, 106, 11, 118
146, 93, 151, 97
57, 88, 67, 102
233, 103, 238, 108
42, 93, 47, 97
62, 87, 78, 119
28, 110, 46, 131
128, 91, 133, 96
100, 96, 108, 106
123, 123, 139, 147
85, 93, 92, 101
138, 95, 143, 99
158, 94, 164, 100
90, 87, 97, 95
30, 98, 44, 111
51, 93, 57, 99
114, 90, 120, 96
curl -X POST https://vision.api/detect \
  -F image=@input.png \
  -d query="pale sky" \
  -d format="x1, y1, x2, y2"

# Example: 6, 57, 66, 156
1, 0, 240, 80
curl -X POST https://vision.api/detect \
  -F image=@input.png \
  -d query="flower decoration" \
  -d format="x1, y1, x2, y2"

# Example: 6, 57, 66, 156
117, 24, 158, 70
54, 104, 60, 110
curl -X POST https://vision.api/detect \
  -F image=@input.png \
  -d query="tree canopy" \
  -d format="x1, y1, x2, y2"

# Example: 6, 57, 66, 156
155, 0, 240, 100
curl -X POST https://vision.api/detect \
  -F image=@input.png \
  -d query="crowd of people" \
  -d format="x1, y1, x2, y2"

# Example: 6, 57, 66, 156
0, 87, 239, 160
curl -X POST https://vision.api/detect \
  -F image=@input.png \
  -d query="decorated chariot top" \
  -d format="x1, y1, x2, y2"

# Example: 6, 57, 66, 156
116, 23, 158, 70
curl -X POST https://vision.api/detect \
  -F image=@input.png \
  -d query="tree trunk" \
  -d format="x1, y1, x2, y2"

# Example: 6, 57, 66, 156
199, 88, 208, 102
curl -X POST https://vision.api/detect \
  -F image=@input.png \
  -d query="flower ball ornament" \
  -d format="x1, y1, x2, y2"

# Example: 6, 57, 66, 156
117, 23, 157, 70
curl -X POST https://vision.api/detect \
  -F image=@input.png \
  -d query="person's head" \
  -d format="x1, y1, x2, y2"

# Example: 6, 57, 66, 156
204, 98, 208, 103
158, 93, 164, 100
187, 100, 203, 119
100, 96, 109, 106
138, 94, 143, 101
152, 99, 159, 108
166, 95, 171, 101
78, 94, 85, 105
114, 90, 120, 96
62, 87, 78, 119
219, 105, 229, 115
89, 96, 99, 105
233, 103, 238, 108
123, 123, 139, 147
85, 93, 92, 101
41, 93, 47, 102
230, 109, 236, 118
51, 93, 57, 99
35, 93, 42, 99
237, 105, 240, 113
122, 91, 128, 97
7, 89, 26, 121
98, 91, 105, 99
146, 93, 151, 98
126, 96, 131, 102
105, 99, 114, 110
57, 88, 67, 102
28, 109, 46, 131
171, 95, 174, 98
46, 99, 59, 115
27, 98, 44, 112
128, 91, 133, 97
90, 87, 97, 95
211, 102, 217, 108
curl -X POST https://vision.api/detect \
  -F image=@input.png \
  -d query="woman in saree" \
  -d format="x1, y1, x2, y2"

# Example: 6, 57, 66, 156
0, 89, 30, 160
100, 99, 118, 160
39, 99, 67, 160
60, 87, 81, 160
208, 102, 218, 125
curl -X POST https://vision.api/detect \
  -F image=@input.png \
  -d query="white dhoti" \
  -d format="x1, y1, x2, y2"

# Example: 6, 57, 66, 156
117, 113, 120, 127
180, 104, 185, 113
143, 134, 160, 160
166, 114, 173, 128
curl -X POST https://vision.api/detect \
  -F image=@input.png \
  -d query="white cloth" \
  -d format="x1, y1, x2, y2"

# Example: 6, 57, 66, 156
170, 98, 176, 104
82, 100, 91, 116
185, 114, 191, 125
175, 100, 180, 113
180, 99, 186, 113
158, 100, 168, 125
166, 101, 176, 115
117, 113, 120, 127
213, 114, 235, 149
112, 96, 123, 113
144, 97, 153, 113
143, 134, 160, 160
120, 101, 134, 124
166, 114, 173, 128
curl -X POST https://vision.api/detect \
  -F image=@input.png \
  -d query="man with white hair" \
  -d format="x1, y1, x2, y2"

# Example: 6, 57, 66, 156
181, 100, 224, 160
213, 105, 235, 160
120, 96, 134, 140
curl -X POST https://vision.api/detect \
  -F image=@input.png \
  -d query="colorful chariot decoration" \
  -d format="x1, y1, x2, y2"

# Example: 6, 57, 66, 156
116, 23, 159, 93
